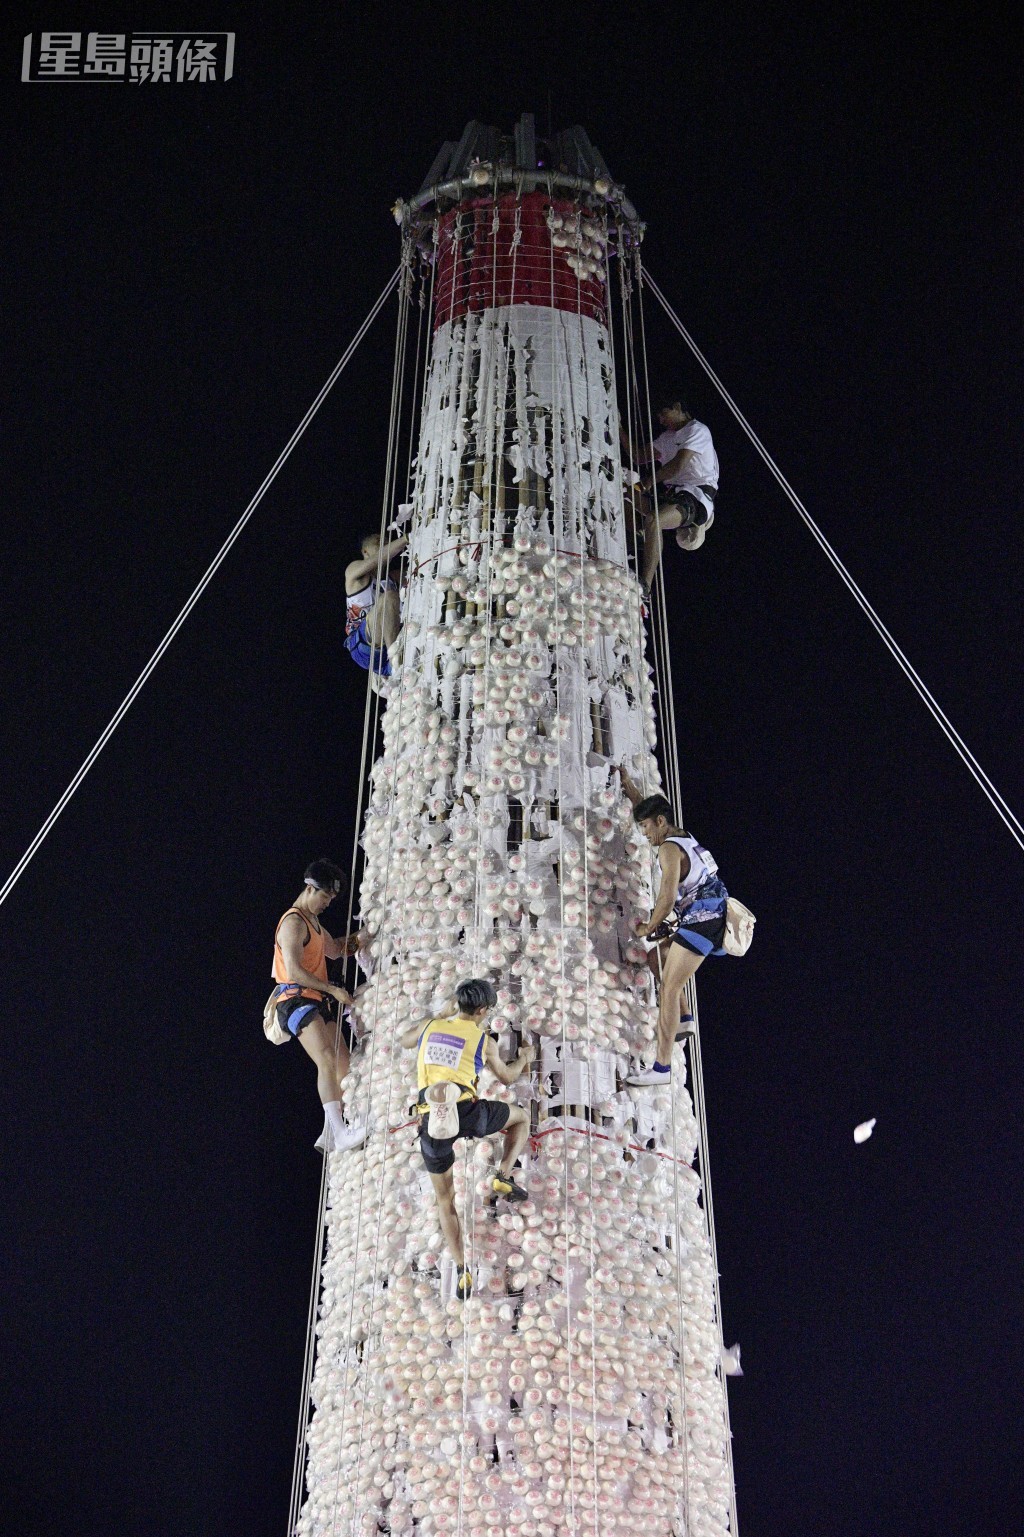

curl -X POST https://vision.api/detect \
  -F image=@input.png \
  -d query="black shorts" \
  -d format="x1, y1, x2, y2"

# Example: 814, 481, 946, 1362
275, 992, 353, 1047
418, 1099, 511, 1175
660, 488, 710, 527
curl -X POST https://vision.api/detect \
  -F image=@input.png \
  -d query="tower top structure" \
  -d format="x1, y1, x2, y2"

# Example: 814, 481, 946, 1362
400, 111, 641, 230
397, 114, 643, 326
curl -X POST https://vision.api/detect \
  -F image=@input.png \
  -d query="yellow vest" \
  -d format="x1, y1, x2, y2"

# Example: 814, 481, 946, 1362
415, 1015, 488, 1105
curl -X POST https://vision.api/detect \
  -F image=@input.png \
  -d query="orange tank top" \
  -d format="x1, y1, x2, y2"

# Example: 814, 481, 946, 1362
273, 908, 327, 1001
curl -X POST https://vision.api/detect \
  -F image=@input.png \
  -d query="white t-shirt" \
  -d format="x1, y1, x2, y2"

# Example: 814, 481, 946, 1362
653, 419, 719, 513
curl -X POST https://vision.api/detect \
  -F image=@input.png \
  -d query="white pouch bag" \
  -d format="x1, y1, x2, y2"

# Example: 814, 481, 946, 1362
722, 898, 756, 957
263, 988, 291, 1046
424, 1080, 462, 1139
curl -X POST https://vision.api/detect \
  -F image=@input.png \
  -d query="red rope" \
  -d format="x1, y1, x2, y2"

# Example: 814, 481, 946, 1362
387, 1116, 420, 1135
386, 1113, 692, 1169
529, 1120, 693, 1168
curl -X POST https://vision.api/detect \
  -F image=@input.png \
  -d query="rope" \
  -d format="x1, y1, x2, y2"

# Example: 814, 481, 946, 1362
0, 266, 402, 915
622, 252, 697, 1534
529, 1120, 693, 1166
287, 1161, 334, 1537
454, 179, 512, 1537
561, 200, 601, 1537
643, 267, 1024, 856
326, 246, 420, 1537
345, 238, 439, 1514
574, 206, 603, 1537
321, 231, 442, 1537
287, 249, 418, 1537
604, 249, 699, 1532
634, 255, 737, 1535
545, 184, 582, 1537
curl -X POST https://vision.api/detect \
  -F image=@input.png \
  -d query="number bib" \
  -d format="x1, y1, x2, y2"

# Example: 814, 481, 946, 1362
422, 1032, 467, 1072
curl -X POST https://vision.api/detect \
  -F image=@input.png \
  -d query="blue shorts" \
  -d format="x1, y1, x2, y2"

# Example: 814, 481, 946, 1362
344, 616, 391, 676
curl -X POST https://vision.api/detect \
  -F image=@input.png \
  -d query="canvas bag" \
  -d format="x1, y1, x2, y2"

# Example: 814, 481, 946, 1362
263, 987, 291, 1046
722, 897, 756, 957
423, 1080, 462, 1139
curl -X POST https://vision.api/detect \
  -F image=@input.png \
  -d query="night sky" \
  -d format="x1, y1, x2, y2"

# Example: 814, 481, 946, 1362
3, 7, 1022, 1536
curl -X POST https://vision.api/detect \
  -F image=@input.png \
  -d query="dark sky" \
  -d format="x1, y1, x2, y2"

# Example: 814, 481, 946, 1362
3, 7, 1022, 1536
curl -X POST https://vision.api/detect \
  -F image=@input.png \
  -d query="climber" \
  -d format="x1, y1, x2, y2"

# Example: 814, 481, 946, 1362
400, 979, 536, 1300
344, 530, 407, 678
616, 769, 729, 1086
620, 393, 719, 592
270, 858, 367, 1152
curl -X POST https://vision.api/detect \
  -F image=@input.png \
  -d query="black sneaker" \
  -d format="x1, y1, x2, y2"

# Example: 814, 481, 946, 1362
492, 1171, 529, 1202
455, 1265, 473, 1301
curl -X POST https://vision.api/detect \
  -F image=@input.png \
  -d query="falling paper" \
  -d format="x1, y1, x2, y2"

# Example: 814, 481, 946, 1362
854, 1118, 877, 1144
722, 1343, 743, 1377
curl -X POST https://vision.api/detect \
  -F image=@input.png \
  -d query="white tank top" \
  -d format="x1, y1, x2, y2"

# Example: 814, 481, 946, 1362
345, 575, 396, 635
665, 834, 718, 909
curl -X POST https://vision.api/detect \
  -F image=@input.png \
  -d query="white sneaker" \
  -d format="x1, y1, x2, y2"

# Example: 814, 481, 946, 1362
626, 1068, 672, 1087
315, 1120, 367, 1154
332, 1120, 368, 1152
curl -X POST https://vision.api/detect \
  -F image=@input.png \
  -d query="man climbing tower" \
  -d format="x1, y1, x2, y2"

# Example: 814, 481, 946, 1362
270, 858, 367, 1152
400, 979, 535, 1300
621, 393, 719, 593
344, 530, 407, 680
617, 769, 730, 1086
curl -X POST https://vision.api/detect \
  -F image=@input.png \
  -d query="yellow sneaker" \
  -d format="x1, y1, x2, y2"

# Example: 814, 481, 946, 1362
491, 1171, 528, 1202
455, 1265, 473, 1301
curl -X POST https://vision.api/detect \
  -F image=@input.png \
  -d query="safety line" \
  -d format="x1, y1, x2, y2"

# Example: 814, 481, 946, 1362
0, 266, 402, 913
288, 255, 411, 1537
645, 247, 744, 1530
546, 183, 581, 1537
528, 1119, 695, 1167
326, 247, 419, 1537
643, 269, 1024, 856
569, 199, 607, 1537
627, 249, 700, 1534
560, 203, 604, 1537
